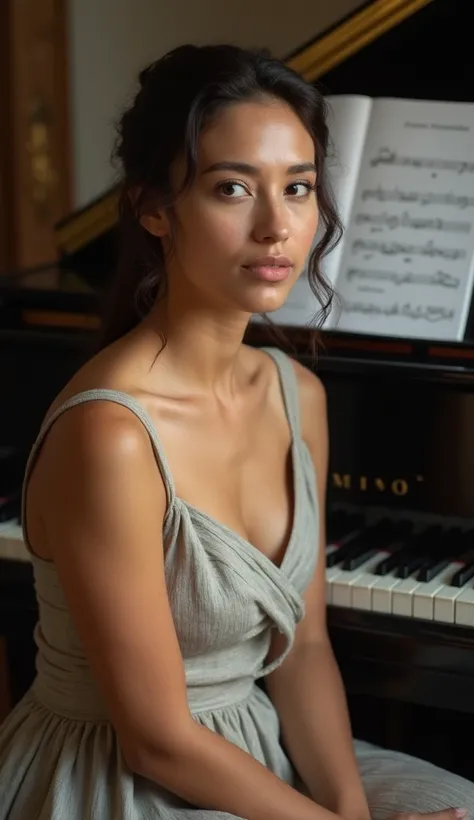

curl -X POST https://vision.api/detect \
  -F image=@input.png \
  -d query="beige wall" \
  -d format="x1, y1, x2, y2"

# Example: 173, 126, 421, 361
68, 0, 365, 207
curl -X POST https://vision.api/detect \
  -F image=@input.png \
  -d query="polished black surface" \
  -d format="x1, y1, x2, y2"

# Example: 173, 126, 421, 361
307, 0, 473, 105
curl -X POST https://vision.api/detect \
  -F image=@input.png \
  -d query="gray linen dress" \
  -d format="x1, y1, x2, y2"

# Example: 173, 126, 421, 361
1, 346, 473, 819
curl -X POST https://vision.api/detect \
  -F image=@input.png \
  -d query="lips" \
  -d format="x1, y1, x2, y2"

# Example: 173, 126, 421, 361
243, 255, 293, 268
242, 256, 293, 283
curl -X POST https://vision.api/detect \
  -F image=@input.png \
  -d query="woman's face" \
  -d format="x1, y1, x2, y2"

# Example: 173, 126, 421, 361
150, 99, 319, 316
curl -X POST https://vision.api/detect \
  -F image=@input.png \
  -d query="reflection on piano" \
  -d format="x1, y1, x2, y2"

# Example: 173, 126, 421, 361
2, 0, 474, 781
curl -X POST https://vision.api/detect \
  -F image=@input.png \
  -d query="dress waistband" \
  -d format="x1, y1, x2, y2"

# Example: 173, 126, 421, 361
32, 672, 256, 721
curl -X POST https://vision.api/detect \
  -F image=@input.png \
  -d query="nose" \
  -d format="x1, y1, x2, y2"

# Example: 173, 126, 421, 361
251, 198, 289, 244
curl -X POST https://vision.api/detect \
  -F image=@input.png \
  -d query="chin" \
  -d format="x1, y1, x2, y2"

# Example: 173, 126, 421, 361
237, 283, 292, 316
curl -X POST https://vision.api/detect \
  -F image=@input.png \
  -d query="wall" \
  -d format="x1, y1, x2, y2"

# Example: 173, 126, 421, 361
68, 0, 366, 207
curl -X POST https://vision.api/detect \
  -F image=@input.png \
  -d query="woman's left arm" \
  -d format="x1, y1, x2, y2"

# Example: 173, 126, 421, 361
265, 362, 370, 820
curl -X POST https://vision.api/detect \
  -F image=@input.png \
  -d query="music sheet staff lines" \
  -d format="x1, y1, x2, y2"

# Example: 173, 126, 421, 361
361, 187, 474, 211
342, 301, 455, 323
346, 268, 460, 289
355, 211, 472, 234
352, 239, 467, 261
273, 96, 474, 340
370, 147, 474, 175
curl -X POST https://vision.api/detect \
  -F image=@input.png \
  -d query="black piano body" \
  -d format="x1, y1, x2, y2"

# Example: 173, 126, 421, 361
2, 0, 474, 776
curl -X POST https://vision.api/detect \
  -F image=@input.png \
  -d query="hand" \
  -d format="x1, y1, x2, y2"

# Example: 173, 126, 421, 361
390, 810, 467, 820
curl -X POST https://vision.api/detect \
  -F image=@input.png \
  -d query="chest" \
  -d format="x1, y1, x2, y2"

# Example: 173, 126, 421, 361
157, 406, 296, 567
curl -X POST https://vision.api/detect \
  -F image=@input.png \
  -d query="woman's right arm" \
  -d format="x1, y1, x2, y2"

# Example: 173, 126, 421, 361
35, 400, 335, 820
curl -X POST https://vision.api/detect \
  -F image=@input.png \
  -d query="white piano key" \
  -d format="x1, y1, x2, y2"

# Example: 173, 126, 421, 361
392, 576, 423, 617
351, 553, 390, 611
455, 585, 474, 626
433, 576, 467, 623
413, 562, 463, 621
331, 553, 385, 609
0, 519, 29, 562
371, 573, 404, 614
326, 565, 344, 604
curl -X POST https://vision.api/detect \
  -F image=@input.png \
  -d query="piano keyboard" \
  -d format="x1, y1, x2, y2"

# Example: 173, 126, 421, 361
326, 512, 474, 628
3, 512, 474, 627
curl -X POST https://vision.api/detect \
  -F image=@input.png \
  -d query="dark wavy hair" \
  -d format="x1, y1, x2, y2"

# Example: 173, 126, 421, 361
98, 43, 342, 350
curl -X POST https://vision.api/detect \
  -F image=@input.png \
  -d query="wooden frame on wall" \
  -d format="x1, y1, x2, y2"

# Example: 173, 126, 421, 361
0, 0, 72, 274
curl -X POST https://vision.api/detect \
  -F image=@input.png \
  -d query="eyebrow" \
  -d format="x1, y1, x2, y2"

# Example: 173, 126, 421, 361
202, 161, 317, 175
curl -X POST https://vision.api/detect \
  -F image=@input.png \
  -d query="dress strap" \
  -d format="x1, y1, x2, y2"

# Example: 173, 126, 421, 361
260, 347, 301, 441
21, 389, 176, 555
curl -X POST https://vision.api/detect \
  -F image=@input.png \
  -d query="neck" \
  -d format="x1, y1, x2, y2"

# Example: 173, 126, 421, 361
142, 286, 252, 394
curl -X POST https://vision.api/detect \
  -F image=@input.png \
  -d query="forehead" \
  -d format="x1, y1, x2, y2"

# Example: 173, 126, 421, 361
197, 100, 315, 167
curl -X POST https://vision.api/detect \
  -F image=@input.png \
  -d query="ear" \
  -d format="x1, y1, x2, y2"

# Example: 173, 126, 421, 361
127, 187, 171, 238
139, 211, 170, 238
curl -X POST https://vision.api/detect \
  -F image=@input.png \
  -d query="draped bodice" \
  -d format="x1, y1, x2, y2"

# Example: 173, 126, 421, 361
21, 347, 319, 720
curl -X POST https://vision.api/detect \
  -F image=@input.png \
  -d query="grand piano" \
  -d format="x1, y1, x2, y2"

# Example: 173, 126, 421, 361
2, 0, 474, 777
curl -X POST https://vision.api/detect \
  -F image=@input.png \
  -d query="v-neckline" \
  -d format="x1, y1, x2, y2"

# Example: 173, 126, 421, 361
176, 434, 300, 574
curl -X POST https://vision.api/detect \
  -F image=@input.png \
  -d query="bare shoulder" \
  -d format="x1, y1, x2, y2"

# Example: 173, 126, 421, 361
43, 398, 153, 469
288, 356, 326, 410
30, 398, 165, 541
243, 345, 327, 444
287, 355, 327, 444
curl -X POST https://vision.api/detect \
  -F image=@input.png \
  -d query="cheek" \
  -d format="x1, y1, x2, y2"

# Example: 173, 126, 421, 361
296, 204, 319, 251
182, 204, 248, 257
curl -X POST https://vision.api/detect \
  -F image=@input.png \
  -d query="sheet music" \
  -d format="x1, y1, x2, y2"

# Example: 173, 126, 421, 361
270, 95, 372, 329
334, 97, 474, 340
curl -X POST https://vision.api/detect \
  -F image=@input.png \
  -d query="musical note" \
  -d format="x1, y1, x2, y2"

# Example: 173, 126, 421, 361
354, 211, 471, 233
361, 187, 474, 210
319, 95, 474, 341
341, 300, 455, 323
345, 268, 460, 289
352, 239, 467, 260
370, 147, 474, 174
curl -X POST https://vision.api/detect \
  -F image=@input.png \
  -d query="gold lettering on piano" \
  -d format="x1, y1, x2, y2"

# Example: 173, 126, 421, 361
391, 479, 408, 496
332, 473, 352, 489
332, 473, 425, 495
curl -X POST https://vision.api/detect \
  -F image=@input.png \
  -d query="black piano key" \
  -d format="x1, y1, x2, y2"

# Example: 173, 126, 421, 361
328, 520, 389, 567
380, 525, 443, 578
342, 548, 377, 571
450, 562, 474, 588
375, 550, 408, 576
326, 515, 367, 567
326, 533, 362, 567
339, 519, 410, 571
395, 552, 427, 579
418, 558, 451, 583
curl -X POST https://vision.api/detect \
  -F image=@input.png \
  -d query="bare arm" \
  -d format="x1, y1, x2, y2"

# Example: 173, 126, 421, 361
264, 365, 371, 820
36, 400, 343, 820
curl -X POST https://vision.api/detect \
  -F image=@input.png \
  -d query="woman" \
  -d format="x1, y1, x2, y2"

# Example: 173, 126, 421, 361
0, 44, 472, 820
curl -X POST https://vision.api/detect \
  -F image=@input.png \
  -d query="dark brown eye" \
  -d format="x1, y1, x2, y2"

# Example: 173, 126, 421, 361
286, 182, 314, 197
218, 181, 247, 197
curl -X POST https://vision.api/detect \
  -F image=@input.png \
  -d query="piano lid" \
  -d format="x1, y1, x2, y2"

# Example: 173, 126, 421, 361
288, 0, 471, 101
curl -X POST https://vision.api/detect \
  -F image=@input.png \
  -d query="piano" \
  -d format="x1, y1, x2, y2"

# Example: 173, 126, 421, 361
2, 0, 474, 777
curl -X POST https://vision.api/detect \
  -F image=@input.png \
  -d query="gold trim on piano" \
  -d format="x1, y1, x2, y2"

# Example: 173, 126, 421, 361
287, 0, 434, 81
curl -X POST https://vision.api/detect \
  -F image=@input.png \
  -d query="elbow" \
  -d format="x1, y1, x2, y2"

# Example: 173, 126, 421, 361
120, 719, 197, 781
